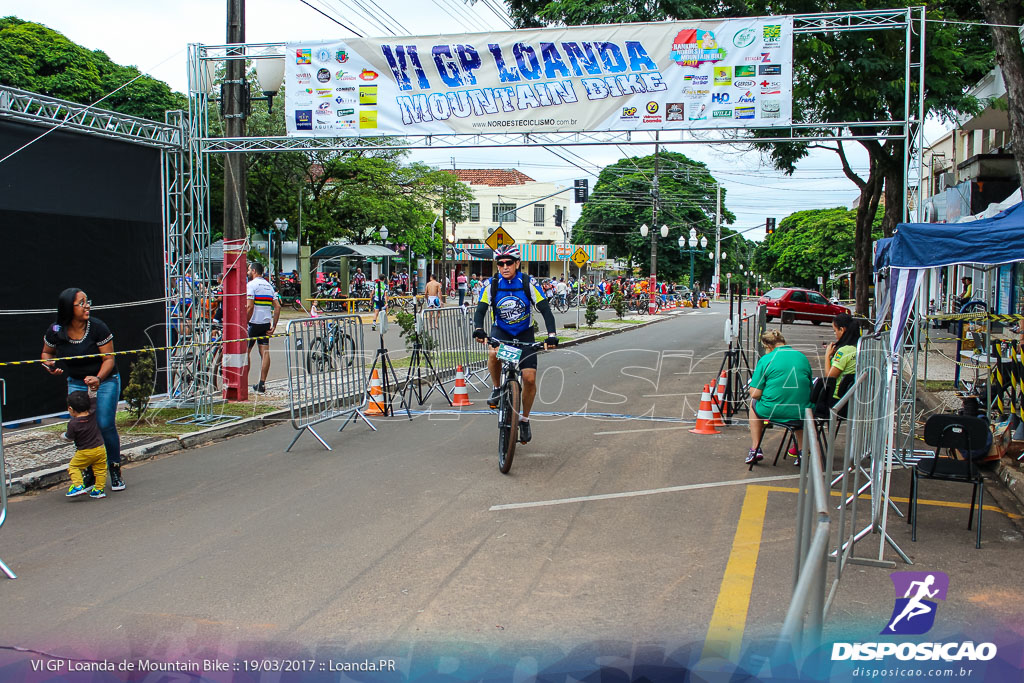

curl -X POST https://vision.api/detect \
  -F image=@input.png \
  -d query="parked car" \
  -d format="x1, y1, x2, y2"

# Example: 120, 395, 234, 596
757, 287, 850, 324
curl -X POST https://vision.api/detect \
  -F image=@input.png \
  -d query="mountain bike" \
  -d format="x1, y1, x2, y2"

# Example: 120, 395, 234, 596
489, 337, 545, 474
303, 320, 357, 373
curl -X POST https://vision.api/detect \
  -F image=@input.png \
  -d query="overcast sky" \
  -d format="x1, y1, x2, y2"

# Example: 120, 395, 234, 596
10, 0, 950, 246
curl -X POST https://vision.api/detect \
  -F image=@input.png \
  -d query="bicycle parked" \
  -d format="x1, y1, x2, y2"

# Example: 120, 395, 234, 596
301, 319, 357, 373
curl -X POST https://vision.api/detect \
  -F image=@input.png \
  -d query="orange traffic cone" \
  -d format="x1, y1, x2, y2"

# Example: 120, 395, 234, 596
365, 368, 386, 415
709, 385, 726, 427
690, 384, 721, 435
715, 370, 729, 418
452, 365, 472, 407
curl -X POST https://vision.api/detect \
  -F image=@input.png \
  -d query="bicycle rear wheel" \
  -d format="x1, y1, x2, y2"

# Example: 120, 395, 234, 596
498, 378, 521, 474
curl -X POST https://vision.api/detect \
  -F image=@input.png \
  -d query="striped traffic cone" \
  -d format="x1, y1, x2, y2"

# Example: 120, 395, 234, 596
365, 369, 386, 415
715, 370, 729, 418
452, 365, 472, 407
709, 384, 726, 427
690, 384, 721, 435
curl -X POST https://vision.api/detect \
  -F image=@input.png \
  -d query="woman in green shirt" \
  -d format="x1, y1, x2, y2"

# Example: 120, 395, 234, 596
747, 329, 813, 465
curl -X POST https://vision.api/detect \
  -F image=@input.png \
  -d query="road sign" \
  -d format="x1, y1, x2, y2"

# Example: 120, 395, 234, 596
485, 226, 515, 252
571, 247, 590, 268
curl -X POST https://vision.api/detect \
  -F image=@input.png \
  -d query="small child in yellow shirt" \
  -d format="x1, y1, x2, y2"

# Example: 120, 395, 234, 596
62, 391, 108, 499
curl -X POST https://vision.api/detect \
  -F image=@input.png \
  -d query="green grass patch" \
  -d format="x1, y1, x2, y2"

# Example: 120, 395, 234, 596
44, 402, 281, 437
608, 318, 647, 325
919, 380, 957, 392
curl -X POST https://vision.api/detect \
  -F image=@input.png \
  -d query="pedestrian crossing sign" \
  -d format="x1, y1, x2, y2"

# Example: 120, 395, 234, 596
485, 226, 515, 252
571, 247, 590, 268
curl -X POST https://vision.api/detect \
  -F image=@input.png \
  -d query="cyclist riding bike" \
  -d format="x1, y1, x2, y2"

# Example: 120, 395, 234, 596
473, 245, 558, 444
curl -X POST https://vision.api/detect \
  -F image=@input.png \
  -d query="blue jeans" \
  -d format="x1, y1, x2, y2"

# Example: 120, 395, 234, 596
67, 375, 121, 466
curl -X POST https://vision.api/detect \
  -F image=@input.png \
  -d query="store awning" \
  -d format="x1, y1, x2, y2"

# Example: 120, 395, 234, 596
311, 244, 400, 260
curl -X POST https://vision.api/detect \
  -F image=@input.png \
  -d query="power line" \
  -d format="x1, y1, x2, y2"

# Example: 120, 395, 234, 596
300, 0, 364, 35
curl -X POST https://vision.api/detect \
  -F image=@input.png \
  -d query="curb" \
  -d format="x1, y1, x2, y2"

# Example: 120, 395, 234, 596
9, 314, 684, 497
916, 384, 1024, 520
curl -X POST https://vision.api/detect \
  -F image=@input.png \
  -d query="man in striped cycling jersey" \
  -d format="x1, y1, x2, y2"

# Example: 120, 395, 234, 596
246, 262, 281, 393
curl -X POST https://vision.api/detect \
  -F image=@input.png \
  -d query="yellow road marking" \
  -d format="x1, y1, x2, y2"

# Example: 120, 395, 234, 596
703, 482, 1020, 662
702, 485, 769, 661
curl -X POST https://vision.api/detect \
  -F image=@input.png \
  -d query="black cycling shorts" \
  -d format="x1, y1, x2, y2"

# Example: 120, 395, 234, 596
489, 326, 539, 371
373, 297, 386, 311
248, 322, 272, 349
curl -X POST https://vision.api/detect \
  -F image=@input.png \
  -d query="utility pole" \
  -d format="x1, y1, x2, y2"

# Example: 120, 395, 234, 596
221, 0, 249, 401
648, 136, 659, 314
714, 182, 722, 300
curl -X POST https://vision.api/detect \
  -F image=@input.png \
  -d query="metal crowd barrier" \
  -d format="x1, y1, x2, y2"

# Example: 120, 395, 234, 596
415, 306, 477, 386
775, 409, 829, 660
284, 314, 374, 451
0, 380, 16, 578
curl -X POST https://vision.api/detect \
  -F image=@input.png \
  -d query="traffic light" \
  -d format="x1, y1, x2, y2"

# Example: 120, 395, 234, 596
766, 217, 776, 235
574, 179, 589, 203
554, 208, 563, 227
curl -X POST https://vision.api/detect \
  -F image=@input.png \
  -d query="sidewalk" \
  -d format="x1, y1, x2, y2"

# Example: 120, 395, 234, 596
2, 307, 695, 496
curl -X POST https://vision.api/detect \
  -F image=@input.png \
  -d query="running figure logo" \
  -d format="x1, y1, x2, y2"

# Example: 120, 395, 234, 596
882, 571, 949, 635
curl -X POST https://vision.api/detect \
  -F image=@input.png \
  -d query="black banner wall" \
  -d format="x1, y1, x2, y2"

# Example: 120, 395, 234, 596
0, 119, 166, 422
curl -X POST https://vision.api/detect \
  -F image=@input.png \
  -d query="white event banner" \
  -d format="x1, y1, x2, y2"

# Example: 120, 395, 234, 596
285, 16, 793, 137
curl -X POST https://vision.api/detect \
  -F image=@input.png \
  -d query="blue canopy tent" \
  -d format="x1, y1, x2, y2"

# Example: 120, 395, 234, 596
880, 202, 1024, 358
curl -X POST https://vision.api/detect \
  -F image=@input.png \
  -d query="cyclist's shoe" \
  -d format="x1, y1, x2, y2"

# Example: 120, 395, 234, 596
487, 387, 501, 409
518, 420, 532, 444
109, 465, 125, 491
252, 382, 266, 394
89, 488, 106, 499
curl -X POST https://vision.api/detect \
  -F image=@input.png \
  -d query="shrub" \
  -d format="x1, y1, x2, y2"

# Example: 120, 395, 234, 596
585, 295, 599, 326
123, 350, 155, 419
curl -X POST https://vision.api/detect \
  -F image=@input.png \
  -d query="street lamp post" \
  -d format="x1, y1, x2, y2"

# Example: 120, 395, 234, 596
379, 225, 390, 280
641, 222, 669, 313
678, 228, 707, 305
273, 217, 288, 278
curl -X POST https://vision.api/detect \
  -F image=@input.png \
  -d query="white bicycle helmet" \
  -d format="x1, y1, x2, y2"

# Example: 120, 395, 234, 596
493, 244, 520, 260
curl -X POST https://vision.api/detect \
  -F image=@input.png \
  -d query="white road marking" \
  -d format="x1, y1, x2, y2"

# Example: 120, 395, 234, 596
593, 425, 695, 435
489, 474, 801, 511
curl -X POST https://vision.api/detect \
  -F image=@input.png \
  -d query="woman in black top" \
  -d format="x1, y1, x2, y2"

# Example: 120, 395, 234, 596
40, 288, 125, 492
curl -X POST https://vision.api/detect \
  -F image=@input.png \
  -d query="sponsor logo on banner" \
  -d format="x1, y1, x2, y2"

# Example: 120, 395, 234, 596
296, 49, 311, 64
734, 65, 755, 77
359, 86, 378, 105
359, 110, 378, 129
760, 79, 781, 94
713, 66, 732, 85
666, 102, 684, 121
735, 106, 754, 119
670, 29, 727, 68
317, 69, 331, 83
295, 110, 313, 130
734, 79, 755, 88
684, 74, 710, 85
336, 70, 357, 81
294, 99, 313, 107
831, 572, 998, 665
688, 103, 708, 120
642, 114, 663, 124
620, 106, 639, 119
711, 92, 730, 104
316, 48, 331, 63
737, 91, 756, 103
761, 99, 780, 118
317, 102, 333, 114
337, 119, 357, 128
763, 24, 782, 43
360, 69, 379, 81
316, 88, 333, 98
732, 28, 757, 48
301, 87, 314, 95
335, 96, 356, 105
335, 50, 349, 63
295, 72, 312, 83
646, 101, 659, 114
759, 64, 782, 75
336, 86, 356, 92
744, 55, 763, 63
713, 109, 733, 118
682, 88, 710, 98
336, 107, 355, 116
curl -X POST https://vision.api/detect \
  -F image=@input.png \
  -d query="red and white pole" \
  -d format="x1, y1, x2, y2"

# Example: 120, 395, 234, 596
221, 239, 248, 401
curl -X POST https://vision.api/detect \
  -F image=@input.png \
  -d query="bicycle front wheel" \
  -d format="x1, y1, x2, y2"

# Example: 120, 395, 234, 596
498, 378, 521, 474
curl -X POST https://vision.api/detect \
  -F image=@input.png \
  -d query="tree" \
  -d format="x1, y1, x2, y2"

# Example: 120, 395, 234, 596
571, 151, 738, 284
978, 0, 1024, 189
0, 17, 185, 119
504, 1, 994, 315
752, 207, 881, 290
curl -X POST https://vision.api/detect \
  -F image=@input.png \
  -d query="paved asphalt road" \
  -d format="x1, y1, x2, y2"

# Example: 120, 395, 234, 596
2, 305, 1023, 679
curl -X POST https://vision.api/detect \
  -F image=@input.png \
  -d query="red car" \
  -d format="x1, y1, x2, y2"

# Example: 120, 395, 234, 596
758, 287, 850, 324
